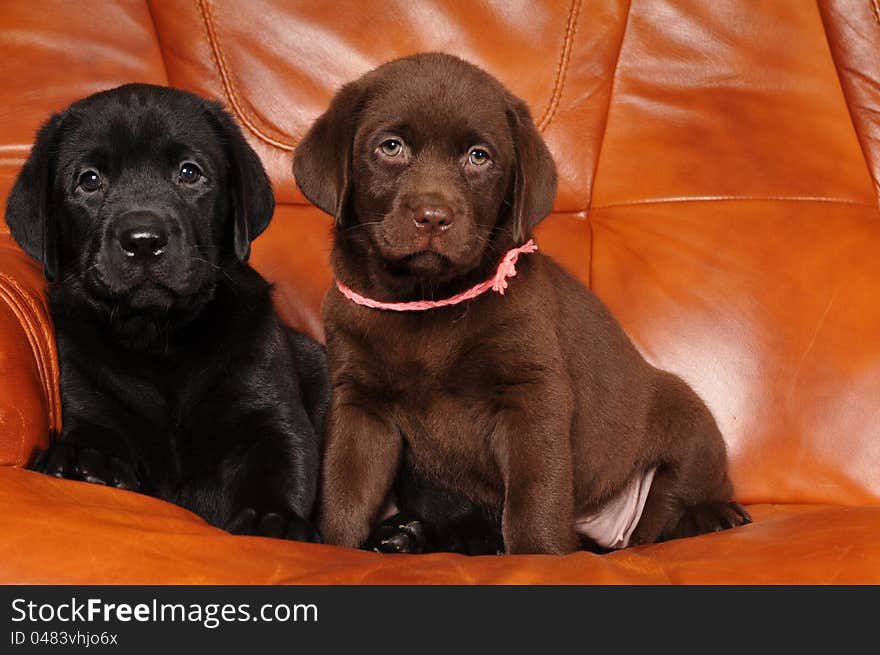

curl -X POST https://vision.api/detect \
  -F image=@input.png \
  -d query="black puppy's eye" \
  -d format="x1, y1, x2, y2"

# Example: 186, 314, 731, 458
77, 170, 102, 193
468, 148, 491, 166
178, 162, 202, 184
379, 139, 404, 157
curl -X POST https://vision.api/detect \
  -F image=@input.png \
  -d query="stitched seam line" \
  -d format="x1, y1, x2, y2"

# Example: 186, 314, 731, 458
197, 0, 295, 151
537, 0, 582, 132
277, 193, 877, 211
588, 0, 632, 211
0, 281, 29, 464
144, 0, 171, 85
197, 0, 580, 147
590, 195, 877, 210
0, 274, 59, 436
0, 273, 59, 459
869, 0, 880, 201
0, 279, 50, 428
587, 213, 594, 289
816, 0, 880, 207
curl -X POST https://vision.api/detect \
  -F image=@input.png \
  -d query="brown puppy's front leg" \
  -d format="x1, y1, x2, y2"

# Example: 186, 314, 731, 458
493, 405, 579, 554
319, 398, 402, 548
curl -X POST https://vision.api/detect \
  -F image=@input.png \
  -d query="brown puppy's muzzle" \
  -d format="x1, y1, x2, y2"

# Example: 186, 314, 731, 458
410, 200, 453, 233
395, 191, 462, 253
374, 187, 484, 279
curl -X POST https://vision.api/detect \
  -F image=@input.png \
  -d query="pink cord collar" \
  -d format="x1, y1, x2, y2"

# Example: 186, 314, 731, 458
335, 239, 538, 312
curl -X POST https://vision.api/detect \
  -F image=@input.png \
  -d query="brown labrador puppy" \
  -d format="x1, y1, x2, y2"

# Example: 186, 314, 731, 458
294, 52, 750, 554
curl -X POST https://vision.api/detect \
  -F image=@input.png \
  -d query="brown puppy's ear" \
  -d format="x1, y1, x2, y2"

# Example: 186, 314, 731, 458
506, 97, 558, 243
293, 80, 367, 227
5, 112, 66, 281
204, 101, 275, 262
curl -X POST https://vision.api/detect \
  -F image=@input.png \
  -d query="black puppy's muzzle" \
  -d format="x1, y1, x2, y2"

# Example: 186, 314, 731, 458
92, 207, 195, 305
115, 211, 170, 264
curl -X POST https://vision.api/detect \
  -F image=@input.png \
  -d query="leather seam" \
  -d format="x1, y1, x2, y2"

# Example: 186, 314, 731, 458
197, 0, 583, 149
197, 0, 296, 151
275, 194, 876, 211
587, 212, 594, 289
0, 275, 59, 435
590, 195, 877, 210
0, 281, 28, 464
537, 0, 582, 132
144, 0, 171, 85
0, 272, 59, 460
587, 0, 632, 211
816, 0, 880, 207
870, 0, 880, 202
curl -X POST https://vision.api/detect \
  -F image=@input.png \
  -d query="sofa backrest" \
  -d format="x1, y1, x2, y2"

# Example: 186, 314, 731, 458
1, 0, 878, 506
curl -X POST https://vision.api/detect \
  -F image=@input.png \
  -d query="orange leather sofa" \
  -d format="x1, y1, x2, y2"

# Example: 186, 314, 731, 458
1, 0, 878, 584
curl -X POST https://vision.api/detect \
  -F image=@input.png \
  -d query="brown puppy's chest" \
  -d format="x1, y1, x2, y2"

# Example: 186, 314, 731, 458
394, 382, 505, 505
335, 304, 520, 505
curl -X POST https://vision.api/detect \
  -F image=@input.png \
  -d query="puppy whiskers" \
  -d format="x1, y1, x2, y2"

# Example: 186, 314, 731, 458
342, 220, 384, 233
60, 263, 100, 285
188, 256, 233, 284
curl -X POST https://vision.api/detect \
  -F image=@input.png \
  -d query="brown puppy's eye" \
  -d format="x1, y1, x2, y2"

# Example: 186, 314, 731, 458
77, 170, 102, 193
179, 162, 202, 184
468, 148, 490, 166
380, 139, 404, 157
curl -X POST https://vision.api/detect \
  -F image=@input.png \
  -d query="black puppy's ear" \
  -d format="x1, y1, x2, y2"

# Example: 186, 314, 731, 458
204, 102, 275, 262
293, 80, 368, 227
506, 97, 558, 243
5, 112, 66, 281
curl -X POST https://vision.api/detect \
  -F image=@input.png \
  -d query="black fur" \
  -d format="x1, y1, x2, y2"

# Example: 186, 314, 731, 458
6, 84, 328, 541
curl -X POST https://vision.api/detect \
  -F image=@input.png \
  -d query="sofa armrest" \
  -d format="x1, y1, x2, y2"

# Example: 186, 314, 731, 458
0, 234, 59, 467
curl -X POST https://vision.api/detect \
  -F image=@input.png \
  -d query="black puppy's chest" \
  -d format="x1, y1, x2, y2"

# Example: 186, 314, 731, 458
60, 330, 240, 483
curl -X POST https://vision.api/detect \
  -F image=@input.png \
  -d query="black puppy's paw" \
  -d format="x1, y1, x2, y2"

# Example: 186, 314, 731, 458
454, 534, 505, 556
673, 501, 752, 539
433, 525, 504, 556
31, 442, 141, 491
225, 508, 322, 543
363, 513, 428, 554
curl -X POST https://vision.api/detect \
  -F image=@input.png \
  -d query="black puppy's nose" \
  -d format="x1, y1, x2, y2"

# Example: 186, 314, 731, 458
412, 204, 454, 231
117, 226, 169, 261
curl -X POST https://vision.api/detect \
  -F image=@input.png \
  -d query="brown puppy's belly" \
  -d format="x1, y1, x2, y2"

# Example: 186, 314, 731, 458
394, 384, 660, 551
574, 467, 657, 549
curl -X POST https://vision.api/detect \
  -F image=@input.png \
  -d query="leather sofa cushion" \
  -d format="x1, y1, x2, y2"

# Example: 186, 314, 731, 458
2, 466, 877, 584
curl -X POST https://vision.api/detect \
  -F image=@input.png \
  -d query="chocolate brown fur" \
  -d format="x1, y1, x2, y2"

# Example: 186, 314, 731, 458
294, 53, 749, 554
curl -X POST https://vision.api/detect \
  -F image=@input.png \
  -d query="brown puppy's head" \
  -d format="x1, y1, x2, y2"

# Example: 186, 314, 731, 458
294, 53, 557, 285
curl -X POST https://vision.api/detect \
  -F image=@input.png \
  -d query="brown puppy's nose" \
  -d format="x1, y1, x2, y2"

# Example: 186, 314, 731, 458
412, 204, 453, 231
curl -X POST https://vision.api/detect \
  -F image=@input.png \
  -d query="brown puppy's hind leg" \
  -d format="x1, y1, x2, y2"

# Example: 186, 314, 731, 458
629, 372, 751, 546
495, 400, 580, 555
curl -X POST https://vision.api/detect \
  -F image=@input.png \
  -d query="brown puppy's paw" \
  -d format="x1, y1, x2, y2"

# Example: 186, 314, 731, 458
363, 513, 427, 554
672, 501, 752, 539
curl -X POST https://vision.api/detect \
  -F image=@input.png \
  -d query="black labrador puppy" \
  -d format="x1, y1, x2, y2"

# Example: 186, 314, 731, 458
5, 84, 328, 541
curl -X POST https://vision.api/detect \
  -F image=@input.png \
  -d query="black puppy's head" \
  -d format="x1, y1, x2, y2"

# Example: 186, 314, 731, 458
294, 53, 557, 282
5, 84, 273, 314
